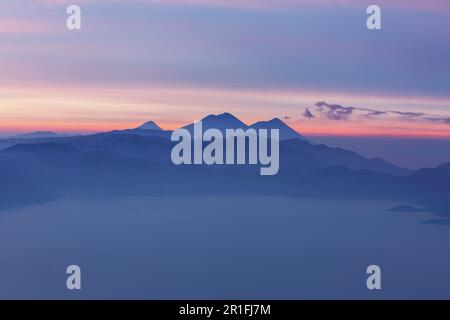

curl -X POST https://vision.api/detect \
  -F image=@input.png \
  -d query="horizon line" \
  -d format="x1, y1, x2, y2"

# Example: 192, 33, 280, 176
2, 122, 450, 140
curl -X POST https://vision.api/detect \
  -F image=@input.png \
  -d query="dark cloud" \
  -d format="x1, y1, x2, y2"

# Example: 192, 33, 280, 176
315, 101, 355, 121
365, 110, 387, 117
388, 111, 426, 118
302, 107, 315, 119
310, 101, 450, 125
425, 117, 450, 124
284, 116, 291, 120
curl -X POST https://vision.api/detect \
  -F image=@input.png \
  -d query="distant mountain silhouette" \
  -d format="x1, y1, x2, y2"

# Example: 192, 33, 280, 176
0, 141, 448, 207
0, 143, 166, 195
39, 132, 407, 175
54, 133, 173, 162
97, 120, 168, 138
95, 113, 305, 141
0, 114, 410, 175
279, 139, 409, 175
3, 131, 66, 139
250, 118, 305, 140
183, 113, 305, 141
99, 128, 172, 138
2, 113, 450, 209
92, 119, 170, 138
0, 143, 266, 196
137, 120, 163, 131
183, 113, 247, 134
409, 162, 450, 186
412, 162, 450, 178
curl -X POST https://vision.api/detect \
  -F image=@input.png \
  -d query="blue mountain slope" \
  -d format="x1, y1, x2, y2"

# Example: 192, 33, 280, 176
183, 113, 305, 141
102, 128, 172, 138
64, 133, 174, 162
0, 143, 448, 206
0, 113, 410, 176
0, 143, 268, 197
99, 120, 170, 138
0, 143, 166, 195
0, 131, 410, 176
410, 162, 450, 183
0, 165, 55, 208
281, 139, 410, 175
64, 134, 409, 174
250, 118, 305, 140
183, 113, 247, 133
138, 121, 163, 131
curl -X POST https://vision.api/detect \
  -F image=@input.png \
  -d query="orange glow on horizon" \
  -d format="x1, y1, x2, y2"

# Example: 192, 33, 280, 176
1, 84, 450, 139
2, 120, 450, 139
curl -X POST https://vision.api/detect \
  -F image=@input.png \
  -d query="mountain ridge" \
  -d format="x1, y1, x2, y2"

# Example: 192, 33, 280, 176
0, 113, 411, 176
182, 112, 305, 141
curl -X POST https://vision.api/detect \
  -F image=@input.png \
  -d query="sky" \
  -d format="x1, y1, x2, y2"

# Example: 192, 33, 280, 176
1, 0, 450, 138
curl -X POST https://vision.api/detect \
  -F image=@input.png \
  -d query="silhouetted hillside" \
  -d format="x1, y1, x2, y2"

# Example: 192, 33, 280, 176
0, 142, 448, 207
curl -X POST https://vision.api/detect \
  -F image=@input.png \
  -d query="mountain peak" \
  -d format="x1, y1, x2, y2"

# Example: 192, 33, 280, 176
202, 112, 243, 123
185, 112, 248, 129
267, 117, 284, 124
219, 112, 237, 119
250, 118, 305, 141
181, 113, 305, 141
137, 121, 163, 131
